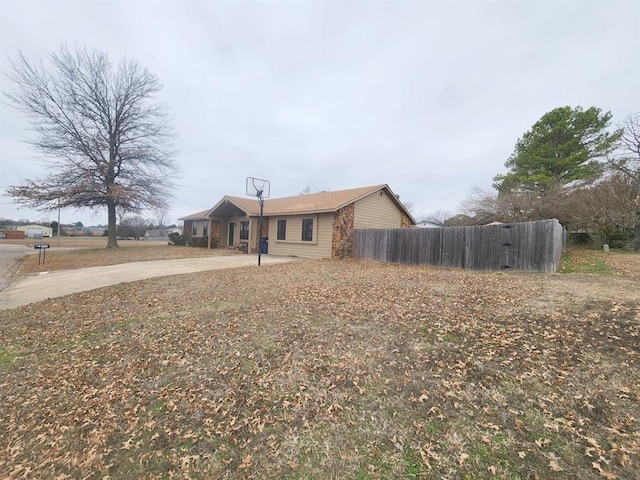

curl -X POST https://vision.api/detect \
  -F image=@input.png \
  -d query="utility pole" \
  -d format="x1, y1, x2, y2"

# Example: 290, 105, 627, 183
57, 198, 61, 247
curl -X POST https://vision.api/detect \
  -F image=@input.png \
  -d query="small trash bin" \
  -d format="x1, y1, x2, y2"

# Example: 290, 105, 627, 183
260, 237, 268, 254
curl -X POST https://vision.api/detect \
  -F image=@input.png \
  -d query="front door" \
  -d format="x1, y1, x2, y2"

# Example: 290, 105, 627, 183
228, 222, 235, 245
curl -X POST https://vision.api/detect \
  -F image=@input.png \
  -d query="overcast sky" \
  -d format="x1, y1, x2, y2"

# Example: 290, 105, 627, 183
1, 0, 638, 226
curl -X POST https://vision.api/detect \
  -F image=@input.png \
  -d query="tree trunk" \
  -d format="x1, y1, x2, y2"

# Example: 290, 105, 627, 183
635, 182, 640, 252
106, 201, 119, 248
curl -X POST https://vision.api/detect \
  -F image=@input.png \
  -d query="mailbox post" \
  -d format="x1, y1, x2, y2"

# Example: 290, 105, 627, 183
34, 243, 50, 266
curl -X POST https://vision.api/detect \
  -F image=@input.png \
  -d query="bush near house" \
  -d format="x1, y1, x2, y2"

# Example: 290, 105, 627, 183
168, 232, 185, 246
182, 236, 219, 249
190, 236, 207, 248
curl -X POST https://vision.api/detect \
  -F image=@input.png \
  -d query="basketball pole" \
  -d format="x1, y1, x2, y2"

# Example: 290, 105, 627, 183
246, 177, 269, 267
257, 189, 264, 266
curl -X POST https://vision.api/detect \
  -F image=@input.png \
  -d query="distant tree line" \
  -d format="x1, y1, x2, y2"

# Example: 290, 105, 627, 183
115, 215, 177, 240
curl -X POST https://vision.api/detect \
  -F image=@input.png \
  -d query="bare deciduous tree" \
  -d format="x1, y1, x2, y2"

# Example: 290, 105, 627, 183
119, 215, 152, 241
153, 205, 170, 237
610, 112, 640, 250
4, 45, 177, 248
462, 186, 572, 225
444, 213, 476, 226
422, 209, 453, 226
460, 187, 535, 224
567, 173, 636, 246
401, 201, 415, 215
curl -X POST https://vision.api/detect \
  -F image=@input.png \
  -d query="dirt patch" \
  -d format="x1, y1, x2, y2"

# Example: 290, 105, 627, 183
0, 254, 638, 479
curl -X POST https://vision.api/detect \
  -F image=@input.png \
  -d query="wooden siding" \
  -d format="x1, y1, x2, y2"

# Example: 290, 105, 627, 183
268, 213, 333, 259
354, 219, 565, 273
354, 191, 403, 228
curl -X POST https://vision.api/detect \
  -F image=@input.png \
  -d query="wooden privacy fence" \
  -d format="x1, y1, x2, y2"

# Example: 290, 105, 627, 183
353, 219, 565, 273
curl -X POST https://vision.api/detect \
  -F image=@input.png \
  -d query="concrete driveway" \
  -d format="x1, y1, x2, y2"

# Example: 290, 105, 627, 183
0, 253, 299, 310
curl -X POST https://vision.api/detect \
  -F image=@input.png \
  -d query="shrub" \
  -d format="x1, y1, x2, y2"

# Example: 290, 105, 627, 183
168, 232, 185, 246
190, 236, 208, 248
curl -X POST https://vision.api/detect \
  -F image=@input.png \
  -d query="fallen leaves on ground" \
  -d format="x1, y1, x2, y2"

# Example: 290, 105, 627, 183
1, 253, 639, 479
18, 245, 236, 274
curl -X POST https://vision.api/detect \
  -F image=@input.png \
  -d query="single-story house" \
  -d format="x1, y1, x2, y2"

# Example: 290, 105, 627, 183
144, 227, 182, 241
179, 184, 415, 259
415, 220, 443, 228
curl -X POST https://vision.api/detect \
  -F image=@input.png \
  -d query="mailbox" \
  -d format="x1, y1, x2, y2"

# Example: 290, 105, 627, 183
34, 243, 50, 266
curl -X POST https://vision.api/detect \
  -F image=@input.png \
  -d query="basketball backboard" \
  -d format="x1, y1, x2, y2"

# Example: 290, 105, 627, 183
246, 177, 270, 198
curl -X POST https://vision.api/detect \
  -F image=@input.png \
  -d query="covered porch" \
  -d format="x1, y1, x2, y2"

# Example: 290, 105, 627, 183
205, 198, 268, 253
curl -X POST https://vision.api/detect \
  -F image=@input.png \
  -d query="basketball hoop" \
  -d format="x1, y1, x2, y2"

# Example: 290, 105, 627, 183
246, 177, 270, 199
246, 177, 270, 266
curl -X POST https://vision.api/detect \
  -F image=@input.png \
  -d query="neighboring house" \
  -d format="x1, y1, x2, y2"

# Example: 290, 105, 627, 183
15, 224, 53, 238
144, 227, 182, 241
179, 184, 415, 259
84, 226, 107, 237
415, 220, 443, 228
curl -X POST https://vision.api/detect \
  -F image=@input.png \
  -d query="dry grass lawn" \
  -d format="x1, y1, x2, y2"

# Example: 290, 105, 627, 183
17, 242, 238, 274
0, 247, 639, 479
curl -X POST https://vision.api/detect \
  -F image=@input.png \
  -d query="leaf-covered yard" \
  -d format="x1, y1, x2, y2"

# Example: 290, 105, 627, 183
1, 252, 639, 479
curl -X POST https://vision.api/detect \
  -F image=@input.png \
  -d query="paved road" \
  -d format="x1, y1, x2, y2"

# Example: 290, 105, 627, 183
0, 253, 299, 310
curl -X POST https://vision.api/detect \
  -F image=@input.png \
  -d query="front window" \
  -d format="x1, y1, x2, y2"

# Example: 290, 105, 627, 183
203, 223, 208, 237
191, 222, 197, 236
302, 218, 313, 242
240, 221, 249, 240
277, 219, 286, 240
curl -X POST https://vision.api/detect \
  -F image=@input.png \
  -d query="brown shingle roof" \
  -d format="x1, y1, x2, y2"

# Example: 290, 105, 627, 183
178, 208, 212, 221
227, 184, 388, 216
181, 184, 415, 221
